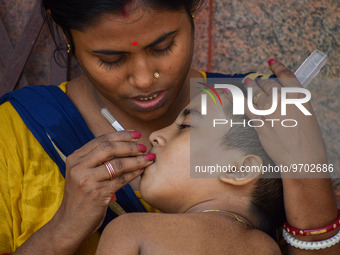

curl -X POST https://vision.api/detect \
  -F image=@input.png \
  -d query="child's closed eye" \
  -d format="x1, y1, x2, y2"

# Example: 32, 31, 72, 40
176, 123, 191, 130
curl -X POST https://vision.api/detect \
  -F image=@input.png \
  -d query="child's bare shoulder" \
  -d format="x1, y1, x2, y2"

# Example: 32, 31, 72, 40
98, 213, 281, 255
96, 213, 153, 254
242, 228, 282, 255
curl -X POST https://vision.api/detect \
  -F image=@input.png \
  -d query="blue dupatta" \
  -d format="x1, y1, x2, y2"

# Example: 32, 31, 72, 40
0, 85, 146, 232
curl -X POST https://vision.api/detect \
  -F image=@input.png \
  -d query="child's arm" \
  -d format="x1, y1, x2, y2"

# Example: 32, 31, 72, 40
96, 214, 143, 255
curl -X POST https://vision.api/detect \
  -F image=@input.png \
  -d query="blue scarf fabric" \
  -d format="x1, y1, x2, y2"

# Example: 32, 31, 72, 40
205, 71, 275, 82
0, 85, 147, 232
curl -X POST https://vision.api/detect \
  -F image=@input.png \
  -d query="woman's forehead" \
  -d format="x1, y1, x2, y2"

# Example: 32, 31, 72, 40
82, 7, 186, 31
72, 9, 187, 48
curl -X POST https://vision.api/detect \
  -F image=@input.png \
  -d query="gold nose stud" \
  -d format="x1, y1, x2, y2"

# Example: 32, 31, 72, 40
154, 72, 160, 79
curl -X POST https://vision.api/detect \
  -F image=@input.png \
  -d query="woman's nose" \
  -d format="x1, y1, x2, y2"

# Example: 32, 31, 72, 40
129, 57, 155, 90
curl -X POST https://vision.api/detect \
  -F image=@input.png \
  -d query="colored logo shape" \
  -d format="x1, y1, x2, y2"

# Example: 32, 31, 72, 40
197, 82, 222, 106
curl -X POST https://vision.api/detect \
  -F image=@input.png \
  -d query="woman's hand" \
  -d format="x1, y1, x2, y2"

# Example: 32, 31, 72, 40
243, 60, 327, 171
242, 60, 339, 255
58, 131, 153, 249
16, 131, 154, 254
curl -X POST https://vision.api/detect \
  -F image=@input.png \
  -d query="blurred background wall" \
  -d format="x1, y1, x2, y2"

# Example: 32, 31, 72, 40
0, 0, 339, 201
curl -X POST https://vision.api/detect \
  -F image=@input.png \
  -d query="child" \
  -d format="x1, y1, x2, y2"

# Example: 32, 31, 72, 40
96, 90, 285, 254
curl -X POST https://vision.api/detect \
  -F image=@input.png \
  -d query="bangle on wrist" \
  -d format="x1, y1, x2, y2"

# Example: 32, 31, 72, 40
282, 228, 340, 250
283, 208, 340, 236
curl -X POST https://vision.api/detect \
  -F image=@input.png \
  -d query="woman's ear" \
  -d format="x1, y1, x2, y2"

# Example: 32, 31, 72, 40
219, 154, 263, 186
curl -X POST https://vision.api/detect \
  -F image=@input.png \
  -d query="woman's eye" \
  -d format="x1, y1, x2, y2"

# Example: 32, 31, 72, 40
176, 123, 191, 130
98, 57, 125, 70
151, 41, 175, 56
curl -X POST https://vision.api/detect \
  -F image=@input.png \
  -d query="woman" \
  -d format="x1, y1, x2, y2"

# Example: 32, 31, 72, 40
0, 0, 338, 254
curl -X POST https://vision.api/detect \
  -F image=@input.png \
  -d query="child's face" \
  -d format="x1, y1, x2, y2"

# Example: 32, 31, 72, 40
140, 93, 245, 212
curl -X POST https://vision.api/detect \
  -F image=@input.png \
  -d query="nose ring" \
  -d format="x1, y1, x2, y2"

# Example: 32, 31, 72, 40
153, 72, 160, 79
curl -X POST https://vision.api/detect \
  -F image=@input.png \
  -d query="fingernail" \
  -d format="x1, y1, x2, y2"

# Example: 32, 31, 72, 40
131, 131, 142, 139
138, 144, 147, 153
144, 153, 156, 161
110, 194, 117, 202
268, 59, 277, 65
244, 78, 252, 85
222, 88, 230, 94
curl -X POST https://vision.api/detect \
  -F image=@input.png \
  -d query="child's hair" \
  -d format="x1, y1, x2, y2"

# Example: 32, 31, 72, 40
220, 89, 286, 240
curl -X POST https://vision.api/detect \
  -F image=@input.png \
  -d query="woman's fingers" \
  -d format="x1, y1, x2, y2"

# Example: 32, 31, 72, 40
269, 60, 302, 88
73, 131, 142, 159
83, 140, 147, 167
243, 78, 269, 119
269, 59, 314, 114
243, 60, 307, 120
257, 77, 281, 95
104, 168, 144, 194
244, 77, 266, 100
99, 168, 144, 203
65, 129, 152, 181
95, 154, 155, 182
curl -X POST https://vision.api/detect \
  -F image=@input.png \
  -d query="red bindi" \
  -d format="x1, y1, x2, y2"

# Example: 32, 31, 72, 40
132, 41, 138, 46
122, 6, 129, 18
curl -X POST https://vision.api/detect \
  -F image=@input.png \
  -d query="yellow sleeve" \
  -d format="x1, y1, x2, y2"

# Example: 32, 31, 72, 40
197, 70, 207, 81
134, 191, 162, 213
0, 98, 98, 254
0, 101, 65, 252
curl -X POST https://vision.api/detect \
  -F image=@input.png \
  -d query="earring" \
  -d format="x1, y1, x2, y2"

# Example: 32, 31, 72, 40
67, 43, 71, 54
191, 13, 195, 19
154, 72, 160, 79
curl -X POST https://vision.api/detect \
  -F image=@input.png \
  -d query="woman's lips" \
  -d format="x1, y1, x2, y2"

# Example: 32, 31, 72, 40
130, 91, 167, 112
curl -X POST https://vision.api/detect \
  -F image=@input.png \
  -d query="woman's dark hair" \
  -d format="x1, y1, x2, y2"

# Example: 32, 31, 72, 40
219, 86, 286, 240
41, 0, 204, 61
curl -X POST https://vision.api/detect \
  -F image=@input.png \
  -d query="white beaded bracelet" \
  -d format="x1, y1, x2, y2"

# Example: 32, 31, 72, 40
282, 228, 340, 250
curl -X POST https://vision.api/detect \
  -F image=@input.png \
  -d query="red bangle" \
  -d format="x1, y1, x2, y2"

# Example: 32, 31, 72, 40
283, 208, 340, 236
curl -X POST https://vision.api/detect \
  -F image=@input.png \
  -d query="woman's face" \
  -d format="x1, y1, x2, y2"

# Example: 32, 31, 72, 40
70, 7, 194, 121
140, 94, 245, 212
